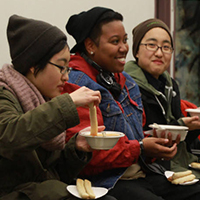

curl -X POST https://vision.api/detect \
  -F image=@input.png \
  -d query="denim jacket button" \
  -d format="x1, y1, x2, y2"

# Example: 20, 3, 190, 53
106, 103, 110, 112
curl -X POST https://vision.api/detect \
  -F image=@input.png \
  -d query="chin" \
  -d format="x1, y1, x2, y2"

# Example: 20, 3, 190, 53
111, 67, 123, 73
55, 92, 62, 97
117, 68, 124, 73
50, 92, 61, 98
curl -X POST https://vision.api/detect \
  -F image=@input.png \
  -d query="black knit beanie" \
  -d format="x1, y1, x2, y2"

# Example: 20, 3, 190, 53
66, 7, 113, 53
132, 18, 173, 59
7, 15, 67, 75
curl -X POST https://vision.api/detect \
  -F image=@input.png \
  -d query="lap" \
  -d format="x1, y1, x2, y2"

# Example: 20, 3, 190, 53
1, 180, 70, 200
1, 180, 116, 200
108, 178, 164, 200
108, 174, 200, 200
0, 191, 29, 200
146, 173, 200, 200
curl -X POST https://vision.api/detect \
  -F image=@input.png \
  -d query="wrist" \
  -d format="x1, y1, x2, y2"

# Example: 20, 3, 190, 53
139, 140, 144, 155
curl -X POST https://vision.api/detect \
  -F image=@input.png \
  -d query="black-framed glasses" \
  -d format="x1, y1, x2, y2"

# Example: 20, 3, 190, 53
48, 61, 71, 75
140, 43, 173, 54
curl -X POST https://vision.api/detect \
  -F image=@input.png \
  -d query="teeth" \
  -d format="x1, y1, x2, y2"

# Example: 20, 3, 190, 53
118, 58, 125, 62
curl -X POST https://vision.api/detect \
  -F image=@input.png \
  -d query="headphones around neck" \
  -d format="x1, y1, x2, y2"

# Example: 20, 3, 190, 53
81, 52, 122, 99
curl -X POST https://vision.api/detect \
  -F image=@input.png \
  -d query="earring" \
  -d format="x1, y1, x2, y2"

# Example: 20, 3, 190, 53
91, 51, 94, 55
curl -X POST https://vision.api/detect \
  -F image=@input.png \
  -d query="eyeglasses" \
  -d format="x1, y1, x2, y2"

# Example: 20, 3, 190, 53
140, 43, 173, 54
48, 61, 71, 75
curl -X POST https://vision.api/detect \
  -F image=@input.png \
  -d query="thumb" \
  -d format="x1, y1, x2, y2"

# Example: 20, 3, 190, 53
97, 125, 106, 132
191, 116, 199, 121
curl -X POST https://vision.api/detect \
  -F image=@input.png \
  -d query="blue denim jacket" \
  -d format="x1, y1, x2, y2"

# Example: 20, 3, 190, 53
69, 70, 144, 189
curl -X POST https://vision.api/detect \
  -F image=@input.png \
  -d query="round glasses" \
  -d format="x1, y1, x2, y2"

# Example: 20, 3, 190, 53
140, 43, 173, 54
48, 61, 71, 75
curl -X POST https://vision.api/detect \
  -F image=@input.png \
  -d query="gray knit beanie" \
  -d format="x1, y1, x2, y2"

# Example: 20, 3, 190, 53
132, 18, 173, 59
7, 15, 67, 75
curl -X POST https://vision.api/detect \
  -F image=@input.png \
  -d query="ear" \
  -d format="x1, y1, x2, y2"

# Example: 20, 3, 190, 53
84, 38, 96, 55
29, 67, 35, 74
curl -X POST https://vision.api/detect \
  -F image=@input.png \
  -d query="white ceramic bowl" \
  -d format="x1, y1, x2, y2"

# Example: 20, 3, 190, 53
80, 131, 125, 150
185, 108, 200, 120
149, 124, 188, 141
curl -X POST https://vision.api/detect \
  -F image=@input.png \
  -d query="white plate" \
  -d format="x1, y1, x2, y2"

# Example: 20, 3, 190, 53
67, 185, 108, 199
189, 164, 200, 170
180, 179, 199, 185
164, 171, 199, 185
165, 170, 174, 178
185, 108, 200, 113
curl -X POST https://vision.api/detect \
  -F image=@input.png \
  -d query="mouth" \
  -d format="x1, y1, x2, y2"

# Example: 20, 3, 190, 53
152, 60, 164, 65
116, 57, 126, 64
57, 84, 65, 92
118, 57, 125, 61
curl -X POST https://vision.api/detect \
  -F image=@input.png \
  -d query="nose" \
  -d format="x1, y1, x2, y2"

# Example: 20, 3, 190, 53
119, 42, 129, 53
61, 72, 69, 82
155, 47, 163, 56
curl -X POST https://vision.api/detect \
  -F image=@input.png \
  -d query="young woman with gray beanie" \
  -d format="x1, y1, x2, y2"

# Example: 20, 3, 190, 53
125, 18, 200, 199
0, 14, 117, 200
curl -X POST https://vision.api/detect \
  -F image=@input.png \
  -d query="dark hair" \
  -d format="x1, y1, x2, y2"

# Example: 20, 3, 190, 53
81, 11, 123, 53
33, 41, 69, 76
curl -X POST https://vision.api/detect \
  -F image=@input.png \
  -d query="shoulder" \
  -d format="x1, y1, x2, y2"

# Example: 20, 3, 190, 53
124, 60, 136, 68
124, 60, 138, 72
171, 78, 179, 88
69, 70, 108, 93
0, 87, 23, 112
122, 71, 136, 82
0, 86, 15, 99
122, 71, 140, 91
69, 70, 92, 85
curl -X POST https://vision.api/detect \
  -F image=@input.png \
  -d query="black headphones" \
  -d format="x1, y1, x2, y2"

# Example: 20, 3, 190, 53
81, 52, 122, 99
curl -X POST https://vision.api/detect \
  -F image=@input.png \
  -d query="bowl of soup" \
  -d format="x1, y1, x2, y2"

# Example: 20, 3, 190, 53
185, 108, 200, 120
149, 124, 188, 141
80, 131, 125, 150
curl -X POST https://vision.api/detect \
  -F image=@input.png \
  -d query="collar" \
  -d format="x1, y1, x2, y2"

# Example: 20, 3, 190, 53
142, 69, 166, 94
69, 52, 126, 88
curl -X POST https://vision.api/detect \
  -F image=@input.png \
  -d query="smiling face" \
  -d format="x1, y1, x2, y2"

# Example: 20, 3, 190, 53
88, 20, 129, 73
26, 46, 70, 99
136, 27, 172, 79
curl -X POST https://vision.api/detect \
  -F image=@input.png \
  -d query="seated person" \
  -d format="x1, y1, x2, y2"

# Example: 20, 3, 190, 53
64, 7, 200, 200
124, 18, 200, 175
0, 14, 116, 200
181, 99, 200, 150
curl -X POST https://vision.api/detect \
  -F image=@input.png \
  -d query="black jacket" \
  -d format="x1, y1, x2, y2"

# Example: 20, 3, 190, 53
124, 60, 199, 146
140, 78, 182, 130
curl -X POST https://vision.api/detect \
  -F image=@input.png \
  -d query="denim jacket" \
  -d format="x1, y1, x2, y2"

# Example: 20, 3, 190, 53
68, 54, 144, 188
70, 71, 143, 139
